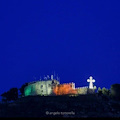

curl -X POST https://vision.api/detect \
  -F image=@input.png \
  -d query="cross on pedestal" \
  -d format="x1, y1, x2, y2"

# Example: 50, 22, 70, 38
87, 76, 95, 89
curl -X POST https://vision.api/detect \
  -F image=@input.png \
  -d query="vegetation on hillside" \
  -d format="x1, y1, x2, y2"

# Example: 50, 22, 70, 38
1, 83, 120, 103
1, 88, 18, 102
0, 83, 120, 117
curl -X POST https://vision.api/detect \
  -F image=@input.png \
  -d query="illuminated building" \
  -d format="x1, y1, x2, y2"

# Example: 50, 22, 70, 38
24, 75, 59, 96
53, 82, 77, 95
24, 75, 96, 96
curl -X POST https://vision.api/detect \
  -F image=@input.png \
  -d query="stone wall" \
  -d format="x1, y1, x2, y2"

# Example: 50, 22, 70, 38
24, 80, 59, 96
76, 87, 88, 95
53, 83, 77, 95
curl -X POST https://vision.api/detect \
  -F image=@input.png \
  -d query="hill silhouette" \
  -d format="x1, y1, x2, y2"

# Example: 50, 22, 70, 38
0, 94, 120, 117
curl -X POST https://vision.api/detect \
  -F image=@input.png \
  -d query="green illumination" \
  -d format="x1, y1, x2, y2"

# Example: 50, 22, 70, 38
25, 86, 31, 96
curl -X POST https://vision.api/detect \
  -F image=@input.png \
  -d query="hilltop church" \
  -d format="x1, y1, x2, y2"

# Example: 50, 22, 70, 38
24, 75, 96, 96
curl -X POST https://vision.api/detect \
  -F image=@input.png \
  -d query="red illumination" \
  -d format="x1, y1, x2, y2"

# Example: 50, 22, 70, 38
53, 83, 77, 95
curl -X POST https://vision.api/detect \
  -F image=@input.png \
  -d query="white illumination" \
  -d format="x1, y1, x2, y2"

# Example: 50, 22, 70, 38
51, 75, 53, 80
87, 76, 95, 89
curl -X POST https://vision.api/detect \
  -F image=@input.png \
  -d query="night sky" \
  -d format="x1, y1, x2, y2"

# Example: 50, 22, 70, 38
0, 0, 120, 95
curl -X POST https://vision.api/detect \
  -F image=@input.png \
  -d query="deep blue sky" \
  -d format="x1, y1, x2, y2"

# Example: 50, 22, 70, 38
0, 0, 120, 94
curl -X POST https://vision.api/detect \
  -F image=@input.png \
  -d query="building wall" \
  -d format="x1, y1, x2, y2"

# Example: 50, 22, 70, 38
76, 87, 88, 95
24, 80, 90, 96
53, 83, 77, 95
24, 80, 59, 96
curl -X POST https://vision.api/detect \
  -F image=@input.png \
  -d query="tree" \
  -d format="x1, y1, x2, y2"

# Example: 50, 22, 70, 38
93, 86, 97, 92
1, 92, 9, 102
102, 87, 109, 96
19, 83, 28, 97
97, 87, 102, 96
1, 88, 18, 102
9, 88, 18, 100
97, 87, 102, 93
98, 87, 102, 92
110, 84, 120, 100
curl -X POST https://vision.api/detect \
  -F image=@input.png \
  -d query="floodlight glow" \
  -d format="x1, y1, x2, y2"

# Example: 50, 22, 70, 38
25, 87, 31, 96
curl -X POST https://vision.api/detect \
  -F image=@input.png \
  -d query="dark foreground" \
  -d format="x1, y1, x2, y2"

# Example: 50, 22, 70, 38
0, 94, 120, 118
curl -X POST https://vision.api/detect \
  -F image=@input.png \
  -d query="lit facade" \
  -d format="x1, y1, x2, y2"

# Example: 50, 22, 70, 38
75, 86, 88, 94
24, 80, 59, 96
53, 82, 77, 95
24, 75, 96, 96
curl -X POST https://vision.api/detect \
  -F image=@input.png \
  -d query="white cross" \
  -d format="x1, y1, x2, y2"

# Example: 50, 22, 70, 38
87, 76, 95, 89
